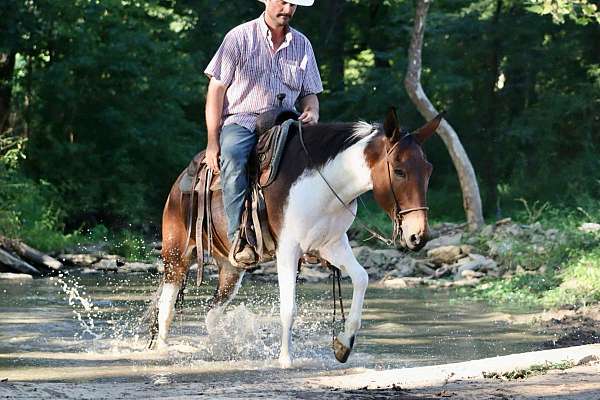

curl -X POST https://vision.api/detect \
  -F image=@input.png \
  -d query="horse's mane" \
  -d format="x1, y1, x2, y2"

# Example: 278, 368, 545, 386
290, 121, 380, 170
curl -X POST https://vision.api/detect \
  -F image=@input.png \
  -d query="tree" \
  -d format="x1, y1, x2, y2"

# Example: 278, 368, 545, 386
405, 0, 485, 231
526, 0, 600, 24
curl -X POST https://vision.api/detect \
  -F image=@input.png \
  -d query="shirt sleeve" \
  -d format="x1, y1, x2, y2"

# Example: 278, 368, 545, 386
299, 40, 323, 98
204, 30, 240, 87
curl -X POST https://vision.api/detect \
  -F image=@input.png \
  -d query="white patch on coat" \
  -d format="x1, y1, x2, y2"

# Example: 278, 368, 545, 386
278, 130, 376, 252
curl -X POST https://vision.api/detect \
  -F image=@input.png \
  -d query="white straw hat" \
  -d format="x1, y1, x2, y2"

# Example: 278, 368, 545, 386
258, 0, 314, 6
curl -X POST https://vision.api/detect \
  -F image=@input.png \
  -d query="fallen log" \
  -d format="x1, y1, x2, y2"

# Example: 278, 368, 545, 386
0, 248, 41, 276
0, 236, 63, 271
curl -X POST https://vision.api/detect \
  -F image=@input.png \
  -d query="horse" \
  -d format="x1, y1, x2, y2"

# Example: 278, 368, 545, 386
147, 108, 441, 368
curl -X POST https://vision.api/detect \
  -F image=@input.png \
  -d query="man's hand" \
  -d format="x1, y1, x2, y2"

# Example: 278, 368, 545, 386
205, 141, 221, 173
298, 94, 320, 125
298, 109, 319, 125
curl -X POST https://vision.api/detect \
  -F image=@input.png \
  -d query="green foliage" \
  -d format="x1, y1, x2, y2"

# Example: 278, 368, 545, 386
460, 200, 600, 307
107, 229, 154, 262
526, 0, 600, 25
0, 0, 598, 232
1, 130, 71, 250
483, 360, 575, 380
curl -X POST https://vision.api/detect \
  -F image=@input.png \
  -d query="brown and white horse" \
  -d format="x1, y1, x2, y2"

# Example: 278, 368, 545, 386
150, 108, 441, 368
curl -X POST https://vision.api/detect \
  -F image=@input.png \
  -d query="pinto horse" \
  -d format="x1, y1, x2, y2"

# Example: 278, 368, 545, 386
149, 108, 441, 367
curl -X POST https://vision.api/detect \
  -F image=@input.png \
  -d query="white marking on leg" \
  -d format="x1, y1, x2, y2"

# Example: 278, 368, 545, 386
276, 240, 301, 368
321, 235, 369, 348
156, 282, 180, 349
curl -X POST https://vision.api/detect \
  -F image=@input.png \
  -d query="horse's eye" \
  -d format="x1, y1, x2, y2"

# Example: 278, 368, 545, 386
394, 169, 406, 178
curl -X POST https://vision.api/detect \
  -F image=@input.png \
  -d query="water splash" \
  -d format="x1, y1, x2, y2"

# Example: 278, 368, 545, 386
50, 271, 101, 340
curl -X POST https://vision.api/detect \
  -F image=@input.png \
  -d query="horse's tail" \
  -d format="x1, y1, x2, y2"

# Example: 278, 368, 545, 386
142, 280, 163, 349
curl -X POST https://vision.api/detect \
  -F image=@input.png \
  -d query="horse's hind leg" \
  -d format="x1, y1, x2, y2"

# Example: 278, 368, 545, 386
205, 256, 245, 333
153, 201, 194, 350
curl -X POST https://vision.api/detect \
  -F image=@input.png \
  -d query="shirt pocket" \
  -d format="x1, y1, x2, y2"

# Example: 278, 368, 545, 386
279, 60, 304, 91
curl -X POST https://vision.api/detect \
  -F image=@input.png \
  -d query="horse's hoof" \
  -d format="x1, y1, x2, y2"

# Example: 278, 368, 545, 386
333, 336, 354, 363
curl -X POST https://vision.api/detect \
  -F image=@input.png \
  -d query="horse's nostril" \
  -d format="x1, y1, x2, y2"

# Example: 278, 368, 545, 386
410, 234, 420, 246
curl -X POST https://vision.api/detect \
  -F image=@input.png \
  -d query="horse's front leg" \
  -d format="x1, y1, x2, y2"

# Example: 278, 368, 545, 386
321, 235, 369, 363
276, 240, 301, 368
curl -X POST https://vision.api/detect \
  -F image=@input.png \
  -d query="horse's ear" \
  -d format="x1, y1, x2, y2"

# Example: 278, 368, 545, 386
413, 113, 444, 145
384, 107, 401, 140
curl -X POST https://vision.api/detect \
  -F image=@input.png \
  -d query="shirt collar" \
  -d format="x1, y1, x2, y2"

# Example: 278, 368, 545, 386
258, 13, 293, 51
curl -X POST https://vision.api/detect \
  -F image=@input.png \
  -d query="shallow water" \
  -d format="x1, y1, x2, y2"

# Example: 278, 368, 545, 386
0, 271, 550, 395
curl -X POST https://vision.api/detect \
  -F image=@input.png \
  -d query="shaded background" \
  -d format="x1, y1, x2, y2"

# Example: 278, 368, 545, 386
1, 0, 599, 246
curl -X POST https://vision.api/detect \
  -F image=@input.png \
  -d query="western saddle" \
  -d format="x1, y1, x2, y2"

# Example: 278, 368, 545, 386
179, 94, 301, 280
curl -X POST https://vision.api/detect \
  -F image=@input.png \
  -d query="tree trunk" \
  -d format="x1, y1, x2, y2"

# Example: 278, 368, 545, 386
321, 0, 345, 92
0, 248, 41, 276
404, 0, 484, 231
482, 0, 503, 218
0, 51, 16, 133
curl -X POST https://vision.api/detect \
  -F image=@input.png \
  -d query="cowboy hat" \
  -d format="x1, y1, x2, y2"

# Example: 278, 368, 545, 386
258, 0, 314, 6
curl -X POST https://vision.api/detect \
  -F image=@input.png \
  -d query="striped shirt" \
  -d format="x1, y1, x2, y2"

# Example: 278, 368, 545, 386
204, 14, 323, 132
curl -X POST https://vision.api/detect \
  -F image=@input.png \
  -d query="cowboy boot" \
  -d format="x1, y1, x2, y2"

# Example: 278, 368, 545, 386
228, 230, 258, 267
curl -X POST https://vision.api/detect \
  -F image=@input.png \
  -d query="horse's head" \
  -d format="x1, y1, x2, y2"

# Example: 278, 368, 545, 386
368, 108, 442, 251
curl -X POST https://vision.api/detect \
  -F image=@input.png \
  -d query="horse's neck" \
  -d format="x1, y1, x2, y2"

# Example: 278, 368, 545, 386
318, 138, 373, 204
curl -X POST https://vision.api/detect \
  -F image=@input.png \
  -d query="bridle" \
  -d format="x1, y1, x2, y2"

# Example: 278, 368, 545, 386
384, 135, 429, 243
298, 121, 428, 246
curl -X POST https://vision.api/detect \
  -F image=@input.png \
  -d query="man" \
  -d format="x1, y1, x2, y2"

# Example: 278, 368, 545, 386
203, 0, 323, 265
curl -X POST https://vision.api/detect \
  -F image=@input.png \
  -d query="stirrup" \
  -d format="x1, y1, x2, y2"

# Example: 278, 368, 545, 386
228, 231, 257, 269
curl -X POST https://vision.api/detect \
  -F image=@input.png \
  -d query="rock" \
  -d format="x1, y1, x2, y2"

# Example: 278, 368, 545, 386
423, 233, 462, 251
495, 217, 512, 226
448, 278, 479, 287
57, 253, 102, 267
0, 272, 33, 280
427, 245, 463, 265
384, 259, 416, 279
381, 277, 425, 289
415, 261, 436, 276
545, 229, 559, 238
455, 254, 496, 276
299, 266, 330, 282
94, 259, 118, 272
353, 247, 408, 276
480, 225, 494, 237
461, 270, 485, 279
579, 223, 600, 234
460, 245, 475, 255
487, 240, 513, 257
120, 262, 158, 273
434, 264, 451, 278
352, 246, 372, 265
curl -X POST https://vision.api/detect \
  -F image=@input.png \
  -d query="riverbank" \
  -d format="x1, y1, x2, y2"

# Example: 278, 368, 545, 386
2, 345, 599, 399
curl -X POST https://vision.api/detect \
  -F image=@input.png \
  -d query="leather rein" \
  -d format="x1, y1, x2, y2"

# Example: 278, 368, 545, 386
297, 121, 428, 247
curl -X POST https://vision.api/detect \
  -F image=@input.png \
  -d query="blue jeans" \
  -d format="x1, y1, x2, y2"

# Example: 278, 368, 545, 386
219, 124, 257, 242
